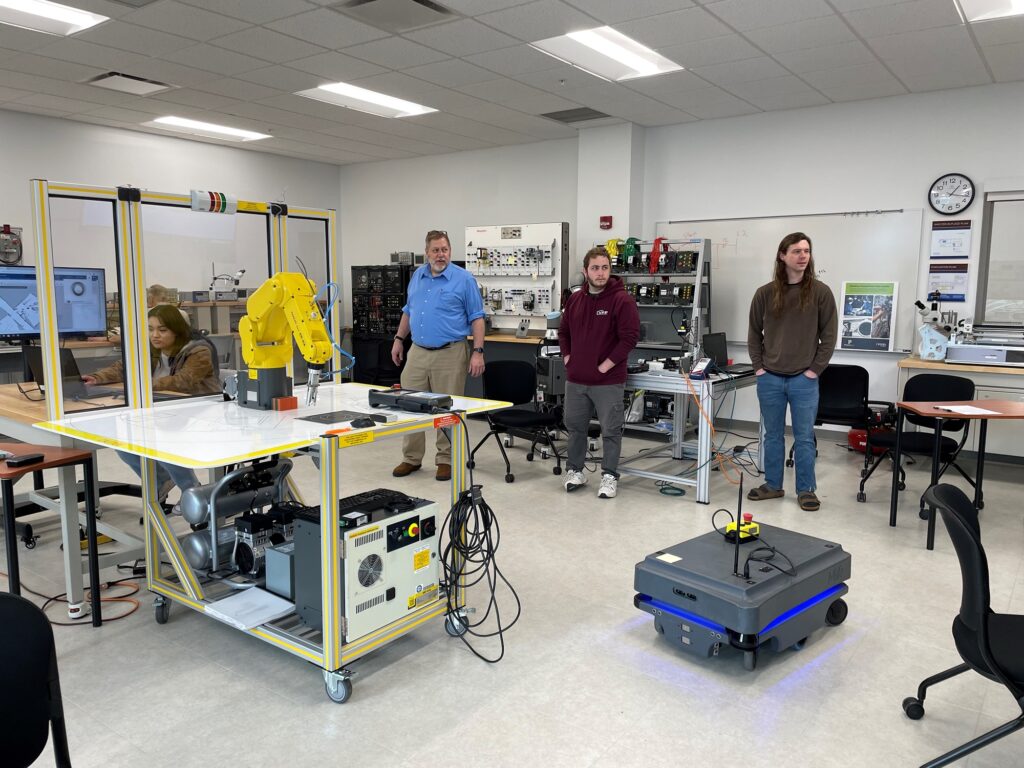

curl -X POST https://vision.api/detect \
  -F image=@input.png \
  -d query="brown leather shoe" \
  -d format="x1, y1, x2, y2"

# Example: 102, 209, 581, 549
435, 464, 451, 482
392, 462, 421, 477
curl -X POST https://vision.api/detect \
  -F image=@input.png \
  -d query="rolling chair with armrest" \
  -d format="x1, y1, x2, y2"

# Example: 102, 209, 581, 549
901, 484, 1024, 767
0, 593, 72, 767
857, 374, 975, 513
784, 364, 892, 477
467, 360, 563, 484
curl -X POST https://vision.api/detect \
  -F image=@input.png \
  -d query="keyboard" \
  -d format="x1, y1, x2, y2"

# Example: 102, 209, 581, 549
337, 488, 415, 515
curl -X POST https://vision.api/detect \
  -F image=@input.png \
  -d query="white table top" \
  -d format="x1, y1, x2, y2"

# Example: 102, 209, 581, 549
34, 383, 507, 468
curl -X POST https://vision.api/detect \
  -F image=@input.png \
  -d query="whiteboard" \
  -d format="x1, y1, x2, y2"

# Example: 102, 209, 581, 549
657, 210, 923, 351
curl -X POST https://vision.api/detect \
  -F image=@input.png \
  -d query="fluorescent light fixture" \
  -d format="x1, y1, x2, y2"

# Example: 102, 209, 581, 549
295, 82, 437, 119
143, 116, 271, 142
958, 0, 1024, 22
88, 72, 173, 96
530, 26, 682, 82
0, 0, 107, 36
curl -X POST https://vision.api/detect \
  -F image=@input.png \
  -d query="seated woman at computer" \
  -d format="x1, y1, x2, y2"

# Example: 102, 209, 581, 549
83, 304, 220, 505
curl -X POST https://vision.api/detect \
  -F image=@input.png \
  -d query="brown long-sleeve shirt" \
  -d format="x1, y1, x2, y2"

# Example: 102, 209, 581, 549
747, 281, 838, 376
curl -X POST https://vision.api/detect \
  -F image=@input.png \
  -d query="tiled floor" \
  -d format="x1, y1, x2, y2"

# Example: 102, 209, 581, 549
6, 429, 1024, 768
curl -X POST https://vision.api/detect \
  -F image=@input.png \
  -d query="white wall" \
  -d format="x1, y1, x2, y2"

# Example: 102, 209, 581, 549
337, 138, 578, 307
642, 82, 1024, 415
575, 123, 645, 259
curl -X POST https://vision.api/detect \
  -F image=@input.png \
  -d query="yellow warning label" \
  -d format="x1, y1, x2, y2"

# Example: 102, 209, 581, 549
412, 547, 430, 571
408, 584, 438, 609
338, 432, 374, 448
237, 200, 267, 213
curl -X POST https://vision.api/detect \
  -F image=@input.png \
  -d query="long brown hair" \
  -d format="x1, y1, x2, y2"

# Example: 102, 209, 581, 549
771, 232, 815, 315
148, 304, 190, 359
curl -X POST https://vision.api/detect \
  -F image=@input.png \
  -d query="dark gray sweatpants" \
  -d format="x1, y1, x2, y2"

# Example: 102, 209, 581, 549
564, 381, 625, 478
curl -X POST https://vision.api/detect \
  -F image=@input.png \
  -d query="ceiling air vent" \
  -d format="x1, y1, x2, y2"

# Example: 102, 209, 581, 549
333, 0, 456, 33
541, 107, 612, 125
87, 72, 174, 96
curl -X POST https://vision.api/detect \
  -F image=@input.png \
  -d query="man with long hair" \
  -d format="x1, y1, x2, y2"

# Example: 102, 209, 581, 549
747, 232, 838, 511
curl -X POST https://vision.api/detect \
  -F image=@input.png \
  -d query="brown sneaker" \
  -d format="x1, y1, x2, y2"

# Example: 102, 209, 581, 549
392, 462, 421, 477
435, 464, 451, 482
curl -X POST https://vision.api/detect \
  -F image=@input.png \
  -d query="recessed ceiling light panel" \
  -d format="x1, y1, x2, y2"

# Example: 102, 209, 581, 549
295, 82, 436, 119
959, 0, 1024, 22
143, 116, 271, 142
530, 26, 682, 82
0, 0, 108, 36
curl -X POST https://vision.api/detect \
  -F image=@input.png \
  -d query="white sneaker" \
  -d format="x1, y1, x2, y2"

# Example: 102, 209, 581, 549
564, 470, 586, 492
598, 474, 617, 499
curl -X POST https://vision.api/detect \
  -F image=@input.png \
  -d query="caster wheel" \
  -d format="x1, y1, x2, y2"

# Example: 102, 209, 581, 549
825, 598, 848, 626
902, 697, 925, 720
919, 508, 930, 521
978, 500, 985, 510
504, 473, 515, 483
898, 482, 906, 491
466, 460, 476, 469
526, 453, 534, 462
792, 637, 808, 651
324, 677, 353, 704
743, 650, 758, 671
444, 613, 468, 637
785, 459, 794, 468
155, 599, 170, 625
552, 467, 562, 476
856, 492, 866, 503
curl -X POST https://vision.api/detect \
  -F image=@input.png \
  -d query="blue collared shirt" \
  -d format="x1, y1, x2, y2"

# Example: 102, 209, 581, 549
403, 263, 485, 347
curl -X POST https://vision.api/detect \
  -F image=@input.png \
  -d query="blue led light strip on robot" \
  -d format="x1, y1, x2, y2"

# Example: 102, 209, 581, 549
758, 583, 845, 635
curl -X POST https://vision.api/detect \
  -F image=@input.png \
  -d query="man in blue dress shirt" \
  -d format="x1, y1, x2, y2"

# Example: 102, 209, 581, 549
391, 230, 486, 481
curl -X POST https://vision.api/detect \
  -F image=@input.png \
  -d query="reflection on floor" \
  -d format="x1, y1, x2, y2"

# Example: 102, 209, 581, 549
6, 429, 1024, 768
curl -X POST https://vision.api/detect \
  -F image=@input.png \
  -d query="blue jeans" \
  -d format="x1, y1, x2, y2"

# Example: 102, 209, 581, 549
756, 372, 819, 493
117, 452, 200, 497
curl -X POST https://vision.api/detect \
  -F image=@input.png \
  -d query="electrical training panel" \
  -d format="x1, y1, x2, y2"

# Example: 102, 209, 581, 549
465, 222, 569, 335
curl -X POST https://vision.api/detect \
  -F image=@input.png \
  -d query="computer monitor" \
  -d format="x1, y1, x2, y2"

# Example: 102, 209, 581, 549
0, 265, 107, 341
701, 332, 728, 368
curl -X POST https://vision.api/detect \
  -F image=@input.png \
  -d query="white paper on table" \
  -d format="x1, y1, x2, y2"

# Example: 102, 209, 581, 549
935, 405, 999, 416
204, 587, 294, 630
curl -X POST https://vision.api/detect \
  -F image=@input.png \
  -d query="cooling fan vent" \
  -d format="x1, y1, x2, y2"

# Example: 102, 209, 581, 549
357, 553, 384, 587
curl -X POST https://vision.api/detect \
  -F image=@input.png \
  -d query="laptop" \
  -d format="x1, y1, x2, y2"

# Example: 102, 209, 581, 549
701, 332, 755, 376
22, 346, 124, 400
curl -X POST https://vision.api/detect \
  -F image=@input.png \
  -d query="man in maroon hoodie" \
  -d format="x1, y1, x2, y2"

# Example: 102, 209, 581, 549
559, 247, 640, 498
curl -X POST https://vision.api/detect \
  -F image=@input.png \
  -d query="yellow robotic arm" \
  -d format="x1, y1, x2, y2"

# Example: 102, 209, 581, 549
237, 272, 334, 409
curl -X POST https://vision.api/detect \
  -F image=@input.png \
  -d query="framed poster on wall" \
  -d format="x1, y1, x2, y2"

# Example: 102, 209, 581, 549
839, 281, 898, 352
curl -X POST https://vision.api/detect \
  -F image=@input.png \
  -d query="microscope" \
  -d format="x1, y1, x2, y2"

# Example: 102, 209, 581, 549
915, 291, 952, 361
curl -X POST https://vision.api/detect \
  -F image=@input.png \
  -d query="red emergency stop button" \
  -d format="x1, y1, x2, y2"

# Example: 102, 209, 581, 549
408, 522, 419, 537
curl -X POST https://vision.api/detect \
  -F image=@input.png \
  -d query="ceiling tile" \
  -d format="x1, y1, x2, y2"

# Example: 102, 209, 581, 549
413, 111, 536, 143
514, 63, 606, 92
772, 40, 879, 73
900, 68, 993, 92
745, 15, 857, 54
367, 119, 499, 150
984, 42, 1024, 82
562, 0, 695, 24
970, 16, 1024, 47
161, 44, 271, 75
842, 0, 963, 38
5, 103, 70, 118
149, 88, 243, 111
287, 51, 387, 81
701, 0, 835, 31
77, 21, 196, 57
617, 7, 732, 49
624, 70, 713, 100
447, 100, 575, 137
77, 105, 166, 123
828, 0, 899, 9
0, 71, 132, 105
0, 53, 102, 82
342, 37, 449, 68
475, 1, 599, 42
0, 86, 33, 103
464, 44, 563, 76
193, 77, 282, 101
210, 27, 327, 63
457, 78, 581, 113
405, 19, 519, 56
37, 38, 149, 71
814, 78, 908, 102
126, 58, 224, 87
70, 0, 134, 18
727, 74, 824, 99
549, 80, 686, 121
124, 2, 250, 42
347, 71, 453, 103
656, 33, 762, 69
266, 9, 390, 49
800, 61, 896, 89
436, 0, 534, 14
652, 86, 759, 119
179, 0, 316, 24
0, 25, 64, 53
235, 65, 324, 91
14, 93, 105, 114
692, 56, 789, 86
869, 26, 988, 79
403, 59, 498, 88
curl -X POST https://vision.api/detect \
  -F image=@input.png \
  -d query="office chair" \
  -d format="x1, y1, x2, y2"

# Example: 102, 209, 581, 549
467, 360, 562, 483
902, 484, 1024, 767
785, 364, 891, 474
0, 593, 72, 768
858, 374, 975, 510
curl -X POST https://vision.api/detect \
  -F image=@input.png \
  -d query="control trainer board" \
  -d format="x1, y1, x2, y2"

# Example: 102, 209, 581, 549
634, 523, 851, 670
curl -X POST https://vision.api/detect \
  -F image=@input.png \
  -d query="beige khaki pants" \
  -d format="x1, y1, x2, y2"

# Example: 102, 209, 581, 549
400, 343, 469, 466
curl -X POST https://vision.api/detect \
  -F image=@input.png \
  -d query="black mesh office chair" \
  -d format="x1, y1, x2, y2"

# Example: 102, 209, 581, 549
902, 484, 1024, 767
858, 374, 975, 510
467, 360, 562, 483
0, 593, 72, 768
785, 364, 891, 475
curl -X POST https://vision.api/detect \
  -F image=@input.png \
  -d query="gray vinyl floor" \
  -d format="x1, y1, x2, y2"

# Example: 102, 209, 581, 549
6, 427, 1024, 768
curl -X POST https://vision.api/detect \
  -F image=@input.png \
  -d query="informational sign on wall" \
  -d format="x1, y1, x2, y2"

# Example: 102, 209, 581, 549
839, 281, 898, 352
927, 263, 968, 302
930, 219, 972, 259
